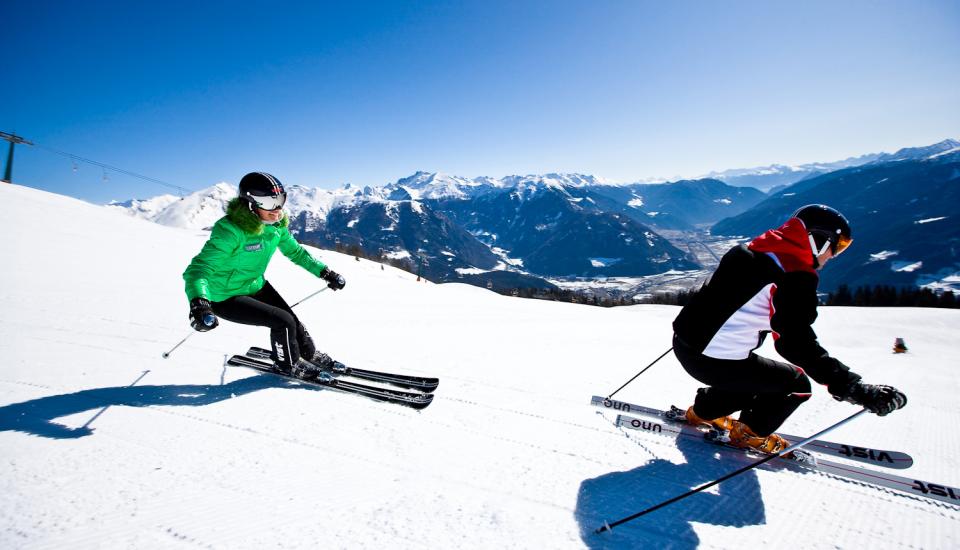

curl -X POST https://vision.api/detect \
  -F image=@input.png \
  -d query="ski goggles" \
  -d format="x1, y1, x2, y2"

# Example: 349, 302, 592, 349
833, 234, 853, 256
810, 231, 853, 257
248, 192, 286, 211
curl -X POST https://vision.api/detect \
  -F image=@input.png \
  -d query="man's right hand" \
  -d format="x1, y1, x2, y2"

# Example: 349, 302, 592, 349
189, 298, 219, 332
834, 381, 907, 416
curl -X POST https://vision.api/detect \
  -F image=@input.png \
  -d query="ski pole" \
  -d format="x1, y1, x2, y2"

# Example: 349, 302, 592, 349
291, 286, 328, 307
594, 408, 868, 534
607, 347, 673, 399
161, 331, 196, 358
162, 313, 217, 358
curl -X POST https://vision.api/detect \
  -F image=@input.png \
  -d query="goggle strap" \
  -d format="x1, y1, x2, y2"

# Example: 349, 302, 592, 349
809, 234, 831, 258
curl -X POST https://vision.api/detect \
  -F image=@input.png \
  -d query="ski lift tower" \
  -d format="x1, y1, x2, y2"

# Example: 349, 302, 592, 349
1, 131, 33, 184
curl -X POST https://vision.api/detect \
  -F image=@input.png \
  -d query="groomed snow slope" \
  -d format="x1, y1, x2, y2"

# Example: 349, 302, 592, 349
1, 182, 958, 549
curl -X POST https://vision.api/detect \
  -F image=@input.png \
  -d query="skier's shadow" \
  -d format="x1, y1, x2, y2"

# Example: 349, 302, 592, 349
0, 374, 316, 439
575, 432, 769, 549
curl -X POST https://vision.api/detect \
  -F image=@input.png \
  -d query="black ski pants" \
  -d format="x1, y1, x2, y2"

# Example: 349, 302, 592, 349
672, 333, 811, 436
211, 281, 315, 369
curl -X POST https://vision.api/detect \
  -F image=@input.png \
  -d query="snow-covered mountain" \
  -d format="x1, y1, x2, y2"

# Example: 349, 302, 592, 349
106, 182, 236, 230
702, 155, 882, 192
2, 181, 958, 547
712, 153, 960, 293
381, 172, 617, 202
103, 139, 959, 291
382, 171, 504, 201
105, 172, 706, 286
869, 138, 960, 164
433, 180, 702, 277
701, 139, 959, 192
107, 182, 380, 231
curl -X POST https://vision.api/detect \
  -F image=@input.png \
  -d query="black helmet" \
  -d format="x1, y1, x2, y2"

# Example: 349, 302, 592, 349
239, 172, 287, 211
792, 204, 852, 257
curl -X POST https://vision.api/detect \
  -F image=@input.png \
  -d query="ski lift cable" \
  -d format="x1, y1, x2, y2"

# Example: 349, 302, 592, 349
31, 142, 189, 195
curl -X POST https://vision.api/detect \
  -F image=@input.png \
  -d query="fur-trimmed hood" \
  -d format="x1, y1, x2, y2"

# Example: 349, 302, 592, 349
226, 198, 289, 235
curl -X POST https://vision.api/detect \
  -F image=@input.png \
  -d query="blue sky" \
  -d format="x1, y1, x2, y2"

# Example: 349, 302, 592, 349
3, 1, 958, 203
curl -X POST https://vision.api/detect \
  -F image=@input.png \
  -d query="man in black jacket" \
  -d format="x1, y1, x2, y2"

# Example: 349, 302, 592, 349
672, 204, 906, 453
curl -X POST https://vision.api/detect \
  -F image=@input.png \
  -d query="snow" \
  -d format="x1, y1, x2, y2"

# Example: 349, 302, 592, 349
490, 247, 524, 267
892, 261, 924, 273
106, 182, 236, 230
2, 182, 960, 548
928, 145, 960, 160
455, 267, 488, 275
920, 269, 960, 294
870, 250, 900, 262
106, 193, 180, 219
589, 258, 622, 268
380, 172, 605, 202
109, 182, 376, 231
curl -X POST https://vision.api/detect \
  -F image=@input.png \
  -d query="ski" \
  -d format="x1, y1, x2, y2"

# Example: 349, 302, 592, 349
590, 395, 914, 469
227, 354, 433, 410
245, 346, 439, 393
613, 412, 960, 507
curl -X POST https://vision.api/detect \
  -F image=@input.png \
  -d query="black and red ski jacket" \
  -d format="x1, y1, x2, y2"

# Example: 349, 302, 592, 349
672, 217, 860, 395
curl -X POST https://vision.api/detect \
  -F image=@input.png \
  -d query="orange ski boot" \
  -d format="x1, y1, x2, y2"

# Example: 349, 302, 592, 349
684, 406, 736, 432
728, 421, 790, 454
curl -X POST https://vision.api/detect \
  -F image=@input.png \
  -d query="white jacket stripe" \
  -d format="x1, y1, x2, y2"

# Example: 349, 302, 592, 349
702, 283, 776, 360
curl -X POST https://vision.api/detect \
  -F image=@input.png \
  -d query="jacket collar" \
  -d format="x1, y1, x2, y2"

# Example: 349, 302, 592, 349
747, 217, 817, 274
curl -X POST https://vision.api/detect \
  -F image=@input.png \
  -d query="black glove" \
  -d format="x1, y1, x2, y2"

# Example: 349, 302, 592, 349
320, 267, 346, 291
834, 381, 907, 416
189, 297, 219, 332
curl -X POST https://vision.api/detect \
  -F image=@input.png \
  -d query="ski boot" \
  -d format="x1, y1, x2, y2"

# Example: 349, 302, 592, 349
667, 405, 735, 432
290, 358, 324, 381
728, 421, 790, 455
310, 351, 347, 374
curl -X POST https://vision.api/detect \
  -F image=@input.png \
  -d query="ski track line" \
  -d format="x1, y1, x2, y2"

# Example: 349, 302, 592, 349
438, 393, 618, 434
0, 375, 658, 472
278, 383, 634, 470
0, 374, 604, 512
23, 375, 951, 522
125, 401, 579, 512
0, 379, 58, 391
0, 333, 149, 356
0, 322, 237, 354
4, 433, 320, 548
0, 320, 170, 343
5, 411, 436, 548
395, 410, 619, 469
446, 369, 650, 401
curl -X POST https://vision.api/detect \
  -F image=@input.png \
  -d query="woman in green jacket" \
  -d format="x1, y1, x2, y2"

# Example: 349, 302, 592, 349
183, 172, 345, 378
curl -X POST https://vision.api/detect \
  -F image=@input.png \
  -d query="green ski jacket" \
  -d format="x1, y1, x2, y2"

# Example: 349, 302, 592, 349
183, 198, 327, 302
